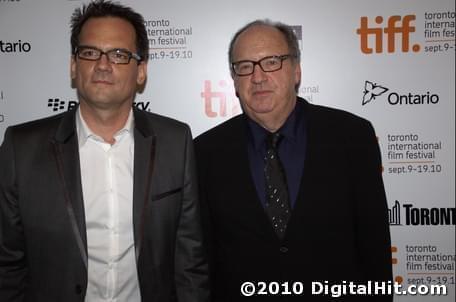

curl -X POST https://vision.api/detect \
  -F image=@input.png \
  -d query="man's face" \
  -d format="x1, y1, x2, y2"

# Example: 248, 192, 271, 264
71, 17, 146, 112
231, 25, 301, 127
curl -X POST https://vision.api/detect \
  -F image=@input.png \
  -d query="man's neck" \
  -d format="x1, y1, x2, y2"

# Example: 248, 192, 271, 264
251, 98, 297, 133
254, 118, 284, 133
79, 104, 131, 144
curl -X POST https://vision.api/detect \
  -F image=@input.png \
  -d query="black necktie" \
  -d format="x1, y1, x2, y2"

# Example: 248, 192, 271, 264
264, 132, 291, 239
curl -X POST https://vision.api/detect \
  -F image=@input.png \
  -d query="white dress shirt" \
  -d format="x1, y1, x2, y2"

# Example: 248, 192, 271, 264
76, 108, 141, 302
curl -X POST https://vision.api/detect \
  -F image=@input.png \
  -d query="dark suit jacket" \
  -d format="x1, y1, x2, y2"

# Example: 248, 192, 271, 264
0, 108, 209, 302
194, 98, 392, 301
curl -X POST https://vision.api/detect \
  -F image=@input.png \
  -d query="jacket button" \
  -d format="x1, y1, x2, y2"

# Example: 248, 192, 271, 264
75, 284, 82, 294
279, 246, 288, 253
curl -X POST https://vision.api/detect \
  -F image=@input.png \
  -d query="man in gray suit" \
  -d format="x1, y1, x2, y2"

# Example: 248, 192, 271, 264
0, 1, 209, 301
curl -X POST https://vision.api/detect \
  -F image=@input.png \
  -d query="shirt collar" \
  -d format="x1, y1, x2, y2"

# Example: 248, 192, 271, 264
76, 107, 134, 147
246, 101, 301, 152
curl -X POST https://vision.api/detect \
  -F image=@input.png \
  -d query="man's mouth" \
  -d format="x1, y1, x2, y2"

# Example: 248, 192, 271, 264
252, 90, 272, 96
92, 79, 113, 85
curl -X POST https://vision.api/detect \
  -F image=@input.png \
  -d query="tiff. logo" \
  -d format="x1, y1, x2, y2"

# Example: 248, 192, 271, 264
201, 80, 240, 118
356, 15, 420, 54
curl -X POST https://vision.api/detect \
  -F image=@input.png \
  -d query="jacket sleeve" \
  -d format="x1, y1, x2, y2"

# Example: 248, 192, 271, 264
174, 125, 210, 302
0, 128, 27, 302
349, 119, 393, 301
193, 137, 216, 299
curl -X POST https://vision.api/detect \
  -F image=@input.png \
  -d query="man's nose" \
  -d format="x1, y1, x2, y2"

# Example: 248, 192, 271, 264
250, 64, 267, 83
94, 53, 113, 71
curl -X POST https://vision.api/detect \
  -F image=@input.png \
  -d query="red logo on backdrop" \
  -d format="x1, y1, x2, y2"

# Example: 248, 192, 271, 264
201, 80, 241, 118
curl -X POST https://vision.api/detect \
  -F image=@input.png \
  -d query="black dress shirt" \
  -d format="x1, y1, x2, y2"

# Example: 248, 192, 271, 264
246, 100, 307, 208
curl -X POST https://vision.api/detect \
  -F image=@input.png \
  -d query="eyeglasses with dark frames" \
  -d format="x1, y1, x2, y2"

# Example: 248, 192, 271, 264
74, 45, 142, 64
231, 54, 295, 76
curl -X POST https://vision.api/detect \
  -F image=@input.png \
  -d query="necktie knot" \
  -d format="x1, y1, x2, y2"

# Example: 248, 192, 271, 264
266, 132, 282, 150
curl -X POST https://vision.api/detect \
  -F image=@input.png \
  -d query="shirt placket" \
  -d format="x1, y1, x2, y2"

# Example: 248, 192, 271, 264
106, 144, 118, 301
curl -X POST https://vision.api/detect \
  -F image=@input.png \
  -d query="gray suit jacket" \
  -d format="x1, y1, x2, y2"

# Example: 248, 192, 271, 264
0, 108, 209, 302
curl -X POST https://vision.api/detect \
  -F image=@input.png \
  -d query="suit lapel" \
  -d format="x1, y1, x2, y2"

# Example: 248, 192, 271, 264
285, 100, 318, 237
131, 109, 156, 261
52, 109, 88, 268
50, 108, 156, 267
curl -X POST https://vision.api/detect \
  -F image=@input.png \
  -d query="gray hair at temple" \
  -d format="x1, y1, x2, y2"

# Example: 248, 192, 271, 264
228, 19, 301, 66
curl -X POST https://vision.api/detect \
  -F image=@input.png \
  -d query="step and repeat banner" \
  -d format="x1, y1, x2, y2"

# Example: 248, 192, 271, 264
1, 0, 455, 300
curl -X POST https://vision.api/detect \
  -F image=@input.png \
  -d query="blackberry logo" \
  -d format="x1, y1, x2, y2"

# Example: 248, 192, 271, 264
47, 98, 78, 112
133, 101, 151, 111
48, 98, 66, 111
46, 98, 151, 112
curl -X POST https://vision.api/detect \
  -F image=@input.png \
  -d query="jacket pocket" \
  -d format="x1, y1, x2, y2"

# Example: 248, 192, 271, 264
150, 187, 182, 202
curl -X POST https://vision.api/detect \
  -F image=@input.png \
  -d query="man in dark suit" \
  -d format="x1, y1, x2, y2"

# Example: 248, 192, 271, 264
0, 1, 209, 301
195, 20, 392, 301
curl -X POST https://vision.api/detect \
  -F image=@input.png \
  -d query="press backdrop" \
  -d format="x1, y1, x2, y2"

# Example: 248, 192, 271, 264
0, 0, 454, 301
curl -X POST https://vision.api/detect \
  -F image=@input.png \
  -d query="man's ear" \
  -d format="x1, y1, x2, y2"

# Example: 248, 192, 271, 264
136, 61, 147, 85
294, 63, 301, 87
70, 55, 77, 80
